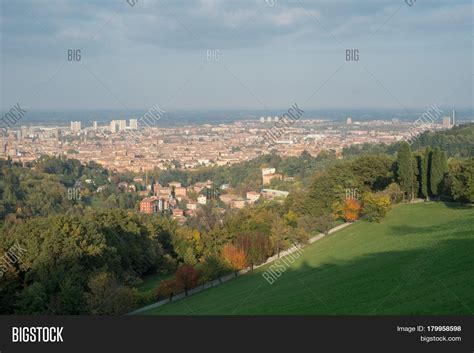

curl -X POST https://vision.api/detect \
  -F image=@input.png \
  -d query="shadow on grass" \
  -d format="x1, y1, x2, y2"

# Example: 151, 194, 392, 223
145, 236, 474, 315
387, 215, 474, 237
441, 201, 474, 210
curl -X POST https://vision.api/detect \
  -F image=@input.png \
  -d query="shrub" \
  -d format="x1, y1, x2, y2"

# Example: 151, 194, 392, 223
156, 278, 178, 302
362, 192, 391, 222
199, 255, 230, 283
175, 265, 200, 296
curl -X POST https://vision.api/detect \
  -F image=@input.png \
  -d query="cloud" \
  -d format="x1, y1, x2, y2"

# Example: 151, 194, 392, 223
0, 0, 471, 110
1, 0, 471, 53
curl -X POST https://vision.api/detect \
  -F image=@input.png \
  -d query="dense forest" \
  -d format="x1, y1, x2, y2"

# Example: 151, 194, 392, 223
0, 156, 142, 223
0, 124, 473, 314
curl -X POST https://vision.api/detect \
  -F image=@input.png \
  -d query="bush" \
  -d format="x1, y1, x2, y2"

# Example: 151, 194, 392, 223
156, 278, 178, 302
175, 265, 200, 296
135, 290, 156, 306
362, 192, 391, 222
199, 255, 230, 283
383, 183, 404, 204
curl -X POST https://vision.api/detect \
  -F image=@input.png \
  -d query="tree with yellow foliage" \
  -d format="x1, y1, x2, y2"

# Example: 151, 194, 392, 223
362, 192, 391, 222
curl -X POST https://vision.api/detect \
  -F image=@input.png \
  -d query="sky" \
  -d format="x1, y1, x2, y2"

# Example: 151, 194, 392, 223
0, 0, 472, 112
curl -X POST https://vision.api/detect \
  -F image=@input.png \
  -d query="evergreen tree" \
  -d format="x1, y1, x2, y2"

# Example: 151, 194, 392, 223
421, 147, 431, 199
430, 147, 448, 197
396, 142, 414, 200
413, 155, 420, 198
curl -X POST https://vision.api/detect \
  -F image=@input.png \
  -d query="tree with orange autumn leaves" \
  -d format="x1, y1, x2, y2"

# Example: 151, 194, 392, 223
343, 198, 362, 222
156, 278, 178, 302
222, 244, 248, 275
175, 265, 200, 296
156, 264, 201, 300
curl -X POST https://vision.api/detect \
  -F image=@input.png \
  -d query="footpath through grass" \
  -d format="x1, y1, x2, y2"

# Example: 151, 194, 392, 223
143, 203, 474, 315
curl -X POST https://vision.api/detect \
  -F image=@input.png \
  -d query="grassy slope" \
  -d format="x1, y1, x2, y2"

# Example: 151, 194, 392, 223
143, 203, 474, 315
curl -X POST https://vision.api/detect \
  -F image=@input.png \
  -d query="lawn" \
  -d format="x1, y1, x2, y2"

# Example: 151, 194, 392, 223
142, 202, 474, 315
136, 272, 173, 293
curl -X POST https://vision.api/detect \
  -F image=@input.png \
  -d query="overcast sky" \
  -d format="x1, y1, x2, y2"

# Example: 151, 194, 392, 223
1, 0, 472, 111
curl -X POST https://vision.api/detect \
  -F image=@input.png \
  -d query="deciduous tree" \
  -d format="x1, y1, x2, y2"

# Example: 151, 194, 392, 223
270, 217, 290, 258
156, 278, 178, 302
343, 198, 362, 222
222, 244, 247, 274
175, 265, 200, 296
199, 255, 229, 283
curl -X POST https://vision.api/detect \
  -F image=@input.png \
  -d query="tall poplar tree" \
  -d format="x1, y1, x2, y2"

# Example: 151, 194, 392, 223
430, 147, 448, 197
413, 155, 420, 198
421, 147, 431, 199
396, 142, 414, 200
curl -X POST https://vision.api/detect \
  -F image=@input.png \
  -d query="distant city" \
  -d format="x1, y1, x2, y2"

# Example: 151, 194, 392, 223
0, 108, 462, 174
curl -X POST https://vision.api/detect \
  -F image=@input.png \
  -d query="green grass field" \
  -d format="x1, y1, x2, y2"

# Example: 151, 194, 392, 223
143, 203, 474, 315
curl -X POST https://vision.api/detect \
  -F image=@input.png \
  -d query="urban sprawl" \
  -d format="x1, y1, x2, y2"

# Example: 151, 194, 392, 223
0, 111, 457, 223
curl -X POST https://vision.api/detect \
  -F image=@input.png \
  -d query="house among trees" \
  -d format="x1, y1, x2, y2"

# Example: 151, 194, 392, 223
260, 189, 289, 201
262, 167, 283, 185
246, 191, 260, 203
139, 196, 160, 214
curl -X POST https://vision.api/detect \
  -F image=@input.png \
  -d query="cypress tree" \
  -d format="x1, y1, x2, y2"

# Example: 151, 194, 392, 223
421, 147, 431, 199
430, 147, 448, 197
396, 142, 414, 200
413, 155, 420, 198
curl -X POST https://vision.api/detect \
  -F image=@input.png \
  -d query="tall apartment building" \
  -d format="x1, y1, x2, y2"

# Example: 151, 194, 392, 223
71, 121, 81, 132
118, 120, 127, 131
442, 116, 452, 128
129, 119, 138, 130
110, 120, 117, 133
93, 121, 98, 131
20, 126, 30, 140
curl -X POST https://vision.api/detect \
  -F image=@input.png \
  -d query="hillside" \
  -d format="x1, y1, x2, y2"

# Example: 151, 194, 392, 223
143, 203, 474, 315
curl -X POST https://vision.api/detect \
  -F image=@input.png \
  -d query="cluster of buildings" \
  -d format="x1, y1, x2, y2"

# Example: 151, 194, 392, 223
70, 119, 138, 134
139, 180, 216, 223
0, 111, 461, 168
138, 168, 290, 223
260, 116, 280, 123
